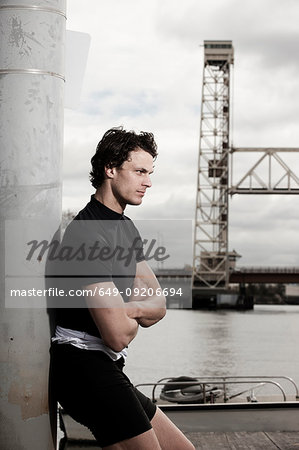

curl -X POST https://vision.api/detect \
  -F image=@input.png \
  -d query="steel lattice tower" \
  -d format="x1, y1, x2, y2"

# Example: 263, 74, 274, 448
192, 41, 234, 292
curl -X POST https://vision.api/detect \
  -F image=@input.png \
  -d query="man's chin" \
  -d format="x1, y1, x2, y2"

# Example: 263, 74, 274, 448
127, 198, 143, 206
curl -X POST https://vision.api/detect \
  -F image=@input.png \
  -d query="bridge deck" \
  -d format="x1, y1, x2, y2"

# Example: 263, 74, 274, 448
230, 268, 299, 284
155, 267, 299, 284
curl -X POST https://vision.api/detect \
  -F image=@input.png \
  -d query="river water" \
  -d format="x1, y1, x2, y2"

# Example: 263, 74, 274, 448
125, 305, 299, 398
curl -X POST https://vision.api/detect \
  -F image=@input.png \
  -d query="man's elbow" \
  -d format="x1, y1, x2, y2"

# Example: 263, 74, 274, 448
158, 299, 167, 323
111, 342, 127, 353
104, 338, 126, 353
102, 334, 131, 353
160, 296, 167, 316
157, 305, 167, 321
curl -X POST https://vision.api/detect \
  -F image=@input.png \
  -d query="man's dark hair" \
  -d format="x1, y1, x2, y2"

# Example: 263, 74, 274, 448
90, 126, 158, 189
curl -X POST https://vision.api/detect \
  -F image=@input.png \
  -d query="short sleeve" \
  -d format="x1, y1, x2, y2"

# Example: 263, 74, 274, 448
132, 225, 145, 263
56, 219, 114, 286
121, 218, 145, 263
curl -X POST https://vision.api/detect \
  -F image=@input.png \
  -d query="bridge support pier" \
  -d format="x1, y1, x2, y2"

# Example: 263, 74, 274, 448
192, 286, 253, 310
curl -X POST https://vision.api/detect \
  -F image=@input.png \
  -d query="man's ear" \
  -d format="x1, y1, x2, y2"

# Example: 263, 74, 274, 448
104, 166, 116, 179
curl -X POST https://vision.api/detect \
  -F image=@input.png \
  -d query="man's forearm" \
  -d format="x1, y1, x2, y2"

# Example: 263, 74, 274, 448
125, 295, 166, 327
89, 307, 140, 351
122, 315, 140, 344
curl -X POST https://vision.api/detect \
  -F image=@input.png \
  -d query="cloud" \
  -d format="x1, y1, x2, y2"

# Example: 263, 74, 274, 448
82, 89, 159, 119
229, 195, 299, 265
63, 0, 299, 267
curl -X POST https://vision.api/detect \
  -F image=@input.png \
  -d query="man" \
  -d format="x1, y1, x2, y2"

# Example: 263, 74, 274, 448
50, 127, 195, 450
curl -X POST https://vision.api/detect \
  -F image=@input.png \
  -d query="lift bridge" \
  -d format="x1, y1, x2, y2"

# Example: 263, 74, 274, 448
192, 40, 299, 308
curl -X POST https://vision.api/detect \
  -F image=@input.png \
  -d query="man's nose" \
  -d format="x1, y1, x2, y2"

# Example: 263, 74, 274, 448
142, 174, 152, 188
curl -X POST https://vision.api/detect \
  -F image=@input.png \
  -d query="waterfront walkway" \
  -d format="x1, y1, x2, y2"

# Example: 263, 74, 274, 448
185, 431, 299, 449
60, 425, 299, 449
59, 410, 299, 449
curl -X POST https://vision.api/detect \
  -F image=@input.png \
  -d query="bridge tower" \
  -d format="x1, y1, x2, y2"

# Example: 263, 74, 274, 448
192, 41, 234, 294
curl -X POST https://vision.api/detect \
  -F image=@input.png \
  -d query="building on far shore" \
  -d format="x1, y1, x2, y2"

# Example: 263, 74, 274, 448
285, 285, 299, 305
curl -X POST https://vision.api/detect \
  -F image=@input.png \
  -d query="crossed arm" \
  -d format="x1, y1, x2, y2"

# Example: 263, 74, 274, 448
125, 260, 166, 327
85, 260, 166, 352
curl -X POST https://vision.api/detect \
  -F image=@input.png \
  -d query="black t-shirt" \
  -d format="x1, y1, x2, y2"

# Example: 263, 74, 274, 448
52, 195, 145, 337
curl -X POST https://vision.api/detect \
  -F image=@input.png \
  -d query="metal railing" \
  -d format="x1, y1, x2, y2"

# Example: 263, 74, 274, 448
135, 375, 299, 404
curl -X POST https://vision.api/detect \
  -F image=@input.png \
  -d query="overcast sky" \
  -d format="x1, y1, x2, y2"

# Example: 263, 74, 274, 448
63, 0, 299, 268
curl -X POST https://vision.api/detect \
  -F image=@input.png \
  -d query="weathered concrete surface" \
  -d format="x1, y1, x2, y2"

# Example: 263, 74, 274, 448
0, 1, 66, 448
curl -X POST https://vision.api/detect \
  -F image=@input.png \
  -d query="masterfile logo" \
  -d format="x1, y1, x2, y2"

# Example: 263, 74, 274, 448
5, 219, 192, 308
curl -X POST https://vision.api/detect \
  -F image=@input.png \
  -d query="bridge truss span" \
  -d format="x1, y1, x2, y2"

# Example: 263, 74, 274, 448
231, 147, 299, 195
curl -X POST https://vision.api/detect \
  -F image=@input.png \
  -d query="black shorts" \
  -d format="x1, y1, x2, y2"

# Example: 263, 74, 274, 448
49, 343, 157, 447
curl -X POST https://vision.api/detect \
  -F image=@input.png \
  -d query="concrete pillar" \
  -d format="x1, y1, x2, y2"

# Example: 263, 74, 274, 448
0, 1, 66, 448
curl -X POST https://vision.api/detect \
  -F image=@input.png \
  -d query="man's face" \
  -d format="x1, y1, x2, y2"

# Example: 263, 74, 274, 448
111, 148, 154, 207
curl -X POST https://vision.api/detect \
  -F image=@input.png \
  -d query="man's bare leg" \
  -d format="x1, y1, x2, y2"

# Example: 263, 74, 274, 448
151, 407, 195, 450
103, 428, 161, 450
